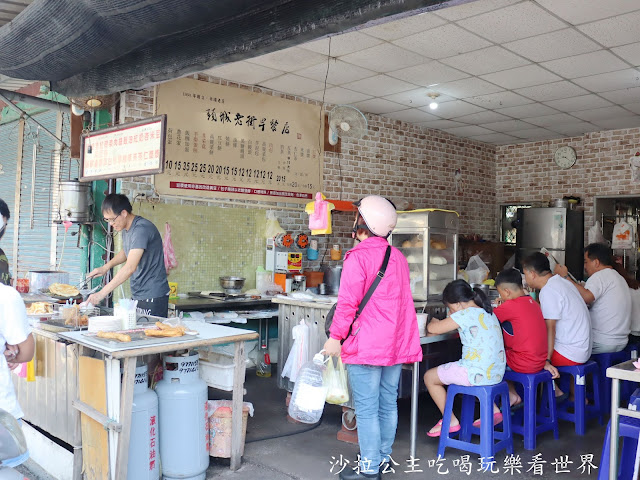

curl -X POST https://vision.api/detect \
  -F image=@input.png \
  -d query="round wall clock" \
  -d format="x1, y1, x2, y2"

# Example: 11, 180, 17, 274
554, 145, 577, 169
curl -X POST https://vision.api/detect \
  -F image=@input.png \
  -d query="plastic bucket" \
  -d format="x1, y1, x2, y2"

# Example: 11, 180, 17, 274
207, 400, 253, 458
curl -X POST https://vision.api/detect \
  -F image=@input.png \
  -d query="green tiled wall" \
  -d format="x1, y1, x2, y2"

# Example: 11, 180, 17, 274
115, 202, 267, 297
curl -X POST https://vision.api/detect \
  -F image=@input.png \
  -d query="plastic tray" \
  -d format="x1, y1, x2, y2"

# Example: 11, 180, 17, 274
83, 327, 198, 348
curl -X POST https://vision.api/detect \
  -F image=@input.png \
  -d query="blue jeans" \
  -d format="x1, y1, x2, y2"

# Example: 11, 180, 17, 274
346, 364, 402, 474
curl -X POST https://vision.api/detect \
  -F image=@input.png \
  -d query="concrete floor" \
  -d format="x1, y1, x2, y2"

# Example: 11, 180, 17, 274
205, 369, 609, 480
16, 366, 611, 480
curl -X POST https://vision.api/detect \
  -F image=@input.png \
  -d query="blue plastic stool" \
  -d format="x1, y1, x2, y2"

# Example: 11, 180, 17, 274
438, 382, 513, 461
597, 416, 640, 480
504, 370, 559, 450
556, 361, 603, 435
591, 351, 630, 414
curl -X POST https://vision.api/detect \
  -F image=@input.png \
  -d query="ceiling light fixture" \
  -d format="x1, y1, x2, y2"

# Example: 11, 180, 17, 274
86, 98, 103, 108
427, 93, 440, 110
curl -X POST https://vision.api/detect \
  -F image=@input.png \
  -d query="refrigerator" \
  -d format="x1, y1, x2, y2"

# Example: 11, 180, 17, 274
515, 207, 584, 281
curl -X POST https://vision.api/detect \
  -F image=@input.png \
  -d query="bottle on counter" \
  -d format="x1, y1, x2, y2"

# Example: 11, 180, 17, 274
256, 343, 272, 377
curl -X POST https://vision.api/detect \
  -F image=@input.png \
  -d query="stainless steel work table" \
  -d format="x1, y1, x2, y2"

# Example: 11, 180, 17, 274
606, 359, 640, 480
59, 321, 258, 479
410, 331, 460, 459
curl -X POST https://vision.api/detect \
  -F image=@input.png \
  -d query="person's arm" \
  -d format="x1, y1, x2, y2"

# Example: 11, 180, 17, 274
427, 316, 459, 335
554, 264, 595, 304
543, 318, 560, 378
5, 335, 34, 366
87, 250, 127, 279
86, 249, 144, 304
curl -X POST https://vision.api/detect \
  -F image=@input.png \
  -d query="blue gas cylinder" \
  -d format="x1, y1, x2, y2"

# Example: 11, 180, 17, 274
155, 353, 209, 480
127, 364, 159, 480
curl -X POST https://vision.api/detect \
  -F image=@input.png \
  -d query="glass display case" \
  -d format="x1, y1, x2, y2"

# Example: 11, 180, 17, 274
389, 210, 459, 302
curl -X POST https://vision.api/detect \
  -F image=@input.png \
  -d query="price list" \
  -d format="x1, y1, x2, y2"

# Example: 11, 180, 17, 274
155, 78, 323, 201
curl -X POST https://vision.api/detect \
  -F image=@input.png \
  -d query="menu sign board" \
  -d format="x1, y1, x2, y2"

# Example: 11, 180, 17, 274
154, 77, 323, 202
80, 115, 167, 181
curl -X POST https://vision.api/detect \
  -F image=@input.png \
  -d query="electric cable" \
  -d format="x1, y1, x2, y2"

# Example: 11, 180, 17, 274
245, 414, 323, 444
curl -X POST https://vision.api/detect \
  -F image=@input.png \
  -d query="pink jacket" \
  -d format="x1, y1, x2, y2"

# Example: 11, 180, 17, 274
330, 236, 423, 366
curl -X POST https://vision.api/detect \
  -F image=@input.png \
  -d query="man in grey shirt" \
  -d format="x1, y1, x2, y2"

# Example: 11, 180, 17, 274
86, 194, 170, 317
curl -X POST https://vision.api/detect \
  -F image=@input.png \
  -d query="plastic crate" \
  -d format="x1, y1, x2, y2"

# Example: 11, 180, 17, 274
199, 352, 243, 391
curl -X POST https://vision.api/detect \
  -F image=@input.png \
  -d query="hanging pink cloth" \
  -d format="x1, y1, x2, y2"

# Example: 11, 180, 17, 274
305, 192, 335, 234
163, 222, 178, 273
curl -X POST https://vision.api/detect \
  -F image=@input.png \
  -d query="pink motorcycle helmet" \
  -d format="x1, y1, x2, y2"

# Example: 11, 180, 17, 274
352, 195, 397, 238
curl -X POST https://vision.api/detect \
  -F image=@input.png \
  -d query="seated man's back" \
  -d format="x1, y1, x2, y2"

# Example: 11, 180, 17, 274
586, 267, 631, 351
540, 275, 592, 364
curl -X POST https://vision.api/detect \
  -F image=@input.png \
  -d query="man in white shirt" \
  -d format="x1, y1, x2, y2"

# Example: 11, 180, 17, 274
555, 243, 631, 354
522, 252, 592, 400
0, 282, 34, 419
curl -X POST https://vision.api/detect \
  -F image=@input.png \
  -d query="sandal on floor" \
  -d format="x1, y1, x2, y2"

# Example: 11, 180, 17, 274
427, 419, 461, 438
555, 392, 569, 404
472, 412, 503, 428
510, 401, 524, 412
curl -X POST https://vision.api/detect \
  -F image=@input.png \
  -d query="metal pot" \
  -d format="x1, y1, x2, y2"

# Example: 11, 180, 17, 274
219, 276, 245, 290
59, 180, 92, 223
549, 198, 569, 208
321, 266, 342, 295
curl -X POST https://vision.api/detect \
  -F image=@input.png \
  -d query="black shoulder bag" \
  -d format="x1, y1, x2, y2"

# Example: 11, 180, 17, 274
324, 246, 391, 344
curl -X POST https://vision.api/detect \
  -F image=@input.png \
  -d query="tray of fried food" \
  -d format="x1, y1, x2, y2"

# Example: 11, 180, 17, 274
143, 321, 193, 338
26, 302, 55, 318
96, 331, 132, 342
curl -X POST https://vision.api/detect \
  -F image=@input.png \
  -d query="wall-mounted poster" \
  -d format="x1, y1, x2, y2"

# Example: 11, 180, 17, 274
154, 78, 323, 202
80, 116, 166, 181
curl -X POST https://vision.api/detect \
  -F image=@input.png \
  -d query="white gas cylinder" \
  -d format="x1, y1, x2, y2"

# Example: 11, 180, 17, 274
155, 353, 209, 480
127, 364, 159, 480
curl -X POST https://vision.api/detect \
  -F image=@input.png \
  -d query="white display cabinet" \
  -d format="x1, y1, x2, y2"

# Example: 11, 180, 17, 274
389, 210, 459, 302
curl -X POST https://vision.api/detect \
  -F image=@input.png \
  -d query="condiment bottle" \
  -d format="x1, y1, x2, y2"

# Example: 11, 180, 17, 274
256, 343, 272, 377
330, 244, 342, 261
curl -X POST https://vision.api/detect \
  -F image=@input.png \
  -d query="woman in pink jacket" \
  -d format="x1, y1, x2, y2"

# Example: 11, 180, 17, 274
324, 195, 423, 480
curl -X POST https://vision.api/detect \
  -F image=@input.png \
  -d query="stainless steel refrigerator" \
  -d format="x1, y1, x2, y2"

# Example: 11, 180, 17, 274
515, 207, 584, 280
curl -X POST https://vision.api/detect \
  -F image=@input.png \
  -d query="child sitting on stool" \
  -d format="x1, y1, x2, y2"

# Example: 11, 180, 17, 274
423, 280, 506, 437
494, 268, 557, 408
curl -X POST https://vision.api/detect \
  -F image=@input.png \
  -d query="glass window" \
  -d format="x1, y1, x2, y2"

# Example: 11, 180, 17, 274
501, 205, 531, 244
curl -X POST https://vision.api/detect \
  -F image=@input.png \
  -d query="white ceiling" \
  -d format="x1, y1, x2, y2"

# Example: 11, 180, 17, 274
202, 0, 640, 145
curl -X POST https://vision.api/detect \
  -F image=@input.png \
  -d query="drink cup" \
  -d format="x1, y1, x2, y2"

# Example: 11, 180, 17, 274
416, 313, 428, 337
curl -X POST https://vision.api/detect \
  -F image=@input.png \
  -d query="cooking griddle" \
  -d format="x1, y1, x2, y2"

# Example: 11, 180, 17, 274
83, 327, 198, 348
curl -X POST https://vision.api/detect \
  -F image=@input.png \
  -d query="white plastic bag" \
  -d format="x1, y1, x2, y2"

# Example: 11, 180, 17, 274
265, 211, 285, 238
281, 320, 310, 382
588, 221, 608, 246
612, 221, 634, 250
466, 255, 490, 284
324, 357, 349, 405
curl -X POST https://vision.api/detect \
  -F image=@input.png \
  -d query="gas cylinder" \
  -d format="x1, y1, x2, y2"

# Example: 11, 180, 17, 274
126, 364, 159, 480
155, 353, 209, 480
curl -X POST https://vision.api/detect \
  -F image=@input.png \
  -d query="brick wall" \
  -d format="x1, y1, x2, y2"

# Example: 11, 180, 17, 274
495, 129, 640, 231
119, 74, 498, 267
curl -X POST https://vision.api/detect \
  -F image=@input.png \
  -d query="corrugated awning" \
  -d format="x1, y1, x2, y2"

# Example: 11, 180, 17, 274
0, 0, 463, 96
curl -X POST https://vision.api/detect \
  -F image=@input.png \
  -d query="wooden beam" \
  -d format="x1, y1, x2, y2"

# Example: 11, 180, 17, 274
230, 340, 246, 470
71, 400, 122, 433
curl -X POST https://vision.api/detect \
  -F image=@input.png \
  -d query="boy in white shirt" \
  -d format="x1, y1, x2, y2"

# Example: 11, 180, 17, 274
0, 282, 34, 419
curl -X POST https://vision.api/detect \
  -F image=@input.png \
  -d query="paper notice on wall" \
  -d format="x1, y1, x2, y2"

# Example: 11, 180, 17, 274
154, 77, 323, 203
